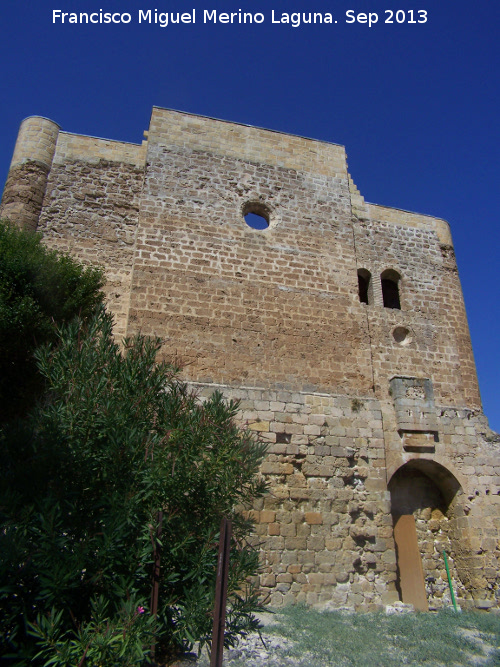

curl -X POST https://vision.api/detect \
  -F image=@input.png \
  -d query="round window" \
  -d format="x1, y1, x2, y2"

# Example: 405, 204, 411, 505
392, 326, 412, 346
242, 202, 270, 230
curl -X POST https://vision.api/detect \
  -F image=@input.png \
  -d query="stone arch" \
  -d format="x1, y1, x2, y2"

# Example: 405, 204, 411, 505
388, 459, 471, 610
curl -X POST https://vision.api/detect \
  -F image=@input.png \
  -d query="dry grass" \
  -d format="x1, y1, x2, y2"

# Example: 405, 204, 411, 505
197, 606, 500, 666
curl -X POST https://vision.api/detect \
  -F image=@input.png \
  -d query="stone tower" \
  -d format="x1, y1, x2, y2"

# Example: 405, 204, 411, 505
1, 116, 60, 231
2, 107, 499, 610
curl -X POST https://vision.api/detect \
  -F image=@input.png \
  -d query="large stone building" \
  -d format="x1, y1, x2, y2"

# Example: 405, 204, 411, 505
2, 108, 499, 611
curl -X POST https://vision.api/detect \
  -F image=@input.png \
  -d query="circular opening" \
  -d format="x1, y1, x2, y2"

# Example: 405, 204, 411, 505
244, 212, 269, 229
242, 202, 270, 230
393, 326, 411, 345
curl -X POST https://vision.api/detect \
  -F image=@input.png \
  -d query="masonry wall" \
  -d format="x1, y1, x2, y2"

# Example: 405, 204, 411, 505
128, 108, 374, 396
37, 132, 147, 339
1, 108, 499, 610
194, 383, 500, 610
352, 202, 481, 409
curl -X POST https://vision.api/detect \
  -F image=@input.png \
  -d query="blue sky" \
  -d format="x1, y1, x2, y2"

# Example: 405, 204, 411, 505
1, 1, 499, 429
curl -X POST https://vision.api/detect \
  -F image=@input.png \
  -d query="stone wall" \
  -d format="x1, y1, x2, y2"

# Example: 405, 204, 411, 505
194, 382, 500, 610
1, 107, 499, 610
352, 207, 480, 409
195, 383, 397, 610
36, 132, 147, 339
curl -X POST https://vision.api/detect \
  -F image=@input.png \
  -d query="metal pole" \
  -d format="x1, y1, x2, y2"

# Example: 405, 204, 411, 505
150, 510, 163, 661
210, 518, 232, 667
443, 549, 458, 611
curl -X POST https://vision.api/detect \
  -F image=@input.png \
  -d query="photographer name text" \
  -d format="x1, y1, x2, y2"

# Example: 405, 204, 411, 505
52, 8, 428, 28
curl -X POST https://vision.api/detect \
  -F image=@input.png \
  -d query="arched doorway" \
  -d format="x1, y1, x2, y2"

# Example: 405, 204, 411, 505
389, 460, 466, 610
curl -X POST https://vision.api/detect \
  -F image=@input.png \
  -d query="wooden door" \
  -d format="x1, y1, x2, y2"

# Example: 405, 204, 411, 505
393, 514, 428, 611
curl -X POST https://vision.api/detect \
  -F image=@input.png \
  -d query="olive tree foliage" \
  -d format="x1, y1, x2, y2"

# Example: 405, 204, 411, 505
0, 308, 268, 665
0, 220, 105, 422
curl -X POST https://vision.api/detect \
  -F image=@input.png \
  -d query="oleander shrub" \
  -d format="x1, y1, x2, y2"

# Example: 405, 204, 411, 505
0, 308, 268, 665
0, 219, 104, 422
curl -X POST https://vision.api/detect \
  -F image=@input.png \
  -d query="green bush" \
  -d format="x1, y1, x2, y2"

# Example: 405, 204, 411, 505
0, 220, 104, 422
0, 308, 267, 665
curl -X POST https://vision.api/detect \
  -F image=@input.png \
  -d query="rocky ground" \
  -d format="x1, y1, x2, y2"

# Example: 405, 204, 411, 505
176, 606, 411, 667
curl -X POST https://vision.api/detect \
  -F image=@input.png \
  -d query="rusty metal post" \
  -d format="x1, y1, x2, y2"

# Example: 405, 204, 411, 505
150, 510, 163, 662
210, 518, 232, 667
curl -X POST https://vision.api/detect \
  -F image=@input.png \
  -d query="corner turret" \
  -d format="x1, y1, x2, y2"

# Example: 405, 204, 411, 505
0, 116, 60, 230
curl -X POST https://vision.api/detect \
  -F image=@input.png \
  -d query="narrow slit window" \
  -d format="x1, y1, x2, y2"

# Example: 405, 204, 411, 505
381, 270, 401, 309
357, 269, 371, 305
